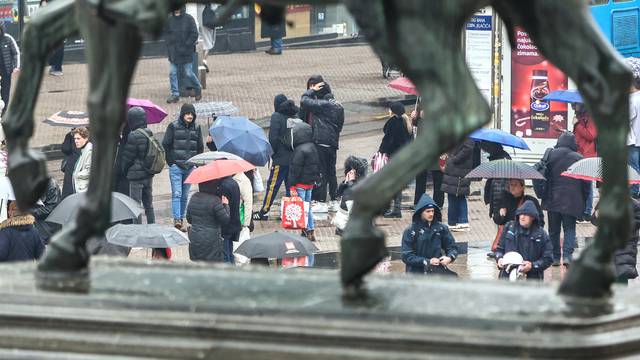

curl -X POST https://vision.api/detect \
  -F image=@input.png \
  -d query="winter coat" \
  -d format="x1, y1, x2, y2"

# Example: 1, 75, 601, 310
337, 156, 367, 211
269, 96, 298, 166
114, 127, 130, 196
165, 10, 199, 65
288, 122, 321, 186
401, 195, 458, 274
378, 115, 412, 157
0, 215, 44, 262
260, 13, 286, 39
300, 89, 344, 149
60, 132, 81, 199
186, 184, 230, 262
441, 139, 476, 196
483, 150, 511, 218
573, 113, 598, 158
592, 199, 640, 280
32, 177, 61, 243
495, 200, 553, 280
546, 132, 590, 217
121, 107, 155, 181
493, 193, 544, 227
219, 176, 241, 238
0, 31, 19, 75
73, 142, 92, 193
233, 173, 253, 227
162, 103, 204, 168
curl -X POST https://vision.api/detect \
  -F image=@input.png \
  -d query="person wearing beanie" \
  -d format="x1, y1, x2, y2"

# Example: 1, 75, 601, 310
378, 101, 413, 218
162, 103, 204, 231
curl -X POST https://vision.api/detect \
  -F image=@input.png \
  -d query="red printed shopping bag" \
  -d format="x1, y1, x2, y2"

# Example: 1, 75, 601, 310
371, 152, 388, 173
281, 196, 308, 229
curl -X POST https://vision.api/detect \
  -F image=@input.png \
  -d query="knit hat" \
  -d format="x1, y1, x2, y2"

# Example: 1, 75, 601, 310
389, 101, 405, 116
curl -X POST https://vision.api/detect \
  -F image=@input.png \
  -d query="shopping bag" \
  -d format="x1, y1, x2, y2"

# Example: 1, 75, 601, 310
281, 196, 308, 229
331, 207, 350, 230
371, 152, 388, 173
252, 169, 264, 193
234, 227, 252, 266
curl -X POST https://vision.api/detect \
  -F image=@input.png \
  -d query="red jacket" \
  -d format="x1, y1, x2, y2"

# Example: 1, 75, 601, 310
573, 113, 598, 158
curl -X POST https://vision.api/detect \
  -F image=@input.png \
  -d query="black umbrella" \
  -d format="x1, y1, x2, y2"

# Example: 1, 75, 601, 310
105, 224, 189, 248
235, 231, 318, 259
465, 159, 545, 180
46, 192, 143, 225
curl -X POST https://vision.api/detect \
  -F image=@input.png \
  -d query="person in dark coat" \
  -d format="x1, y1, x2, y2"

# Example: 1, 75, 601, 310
186, 179, 231, 262
121, 107, 156, 225
495, 200, 553, 281
162, 103, 204, 231
261, 4, 286, 55
379, 101, 412, 218
32, 177, 61, 244
253, 94, 299, 221
401, 194, 458, 274
288, 122, 321, 241
411, 107, 445, 214
0, 202, 44, 262
0, 23, 19, 116
114, 123, 130, 196
480, 141, 511, 219
591, 198, 640, 285
334, 156, 367, 235
441, 138, 476, 231
219, 176, 241, 264
545, 132, 590, 266
164, 6, 202, 103
60, 130, 81, 199
300, 81, 344, 209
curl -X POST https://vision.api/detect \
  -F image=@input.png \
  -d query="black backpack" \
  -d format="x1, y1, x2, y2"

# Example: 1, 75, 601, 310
532, 148, 553, 201
202, 5, 216, 29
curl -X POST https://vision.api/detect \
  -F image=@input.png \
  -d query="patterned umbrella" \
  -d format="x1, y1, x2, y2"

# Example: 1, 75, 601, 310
44, 110, 89, 127
465, 159, 544, 180
561, 157, 640, 184
192, 101, 239, 120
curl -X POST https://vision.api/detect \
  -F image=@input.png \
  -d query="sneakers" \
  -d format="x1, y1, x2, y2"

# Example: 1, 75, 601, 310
328, 200, 340, 212
451, 223, 470, 232
202, 60, 210, 73
311, 201, 328, 213
49, 70, 63, 76
252, 211, 269, 221
265, 48, 282, 55
577, 216, 591, 224
306, 229, 316, 242
383, 210, 402, 218
166, 95, 180, 103
552, 260, 561, 267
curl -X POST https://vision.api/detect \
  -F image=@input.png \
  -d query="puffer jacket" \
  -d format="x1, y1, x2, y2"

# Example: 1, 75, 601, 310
164, 8, 199, 65
73, 142, 92, 193
32, 177, 61, 243
60, 132, 81, 199
121, 107, 154, 181
401, 194, 458, 274
219, 176, 241, 239
493, 194, 544, 227
0, 26, 19, 75
378, 115, 412, 157
483, 149, 511, 218
162, 103, 204, 168
0, 215, 44, 262
186, 181, 230, 262
288, 122, 321, 186
300, 89, 344, 149
546, 132, 590, 218
495, 200, 553, 280
269, 95, 298, 166
441, 139, 475, 196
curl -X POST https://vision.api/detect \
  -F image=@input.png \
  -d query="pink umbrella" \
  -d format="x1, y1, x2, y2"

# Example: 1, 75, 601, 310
388, 77, 419, 96
126, 98, 168, 124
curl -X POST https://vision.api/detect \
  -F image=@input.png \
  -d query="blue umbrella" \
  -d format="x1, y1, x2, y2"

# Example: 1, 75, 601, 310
210, 116, 273, 166
469, 128, 530, 150
543, 89, 583, 104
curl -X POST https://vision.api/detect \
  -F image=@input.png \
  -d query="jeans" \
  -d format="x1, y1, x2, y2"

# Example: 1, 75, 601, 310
259, 164, 290, 213
271, 37, 283, 51
223, 233, 237, 264
296, 187, 314, 230
584, 182, 593, 217
447, 193, 468, 226
169, 62, 202, 97
129, 178, 156, 224
169, 164, 193, 220
313, 145, 337, 202
629, 146, 640, 197
48, 44, 64, 72
548, 211, 576, 263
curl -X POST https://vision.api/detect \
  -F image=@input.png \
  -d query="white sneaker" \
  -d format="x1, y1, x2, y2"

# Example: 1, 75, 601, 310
328, 200, 340, 212
452, 223, 470, 232
311, 201, 328, 213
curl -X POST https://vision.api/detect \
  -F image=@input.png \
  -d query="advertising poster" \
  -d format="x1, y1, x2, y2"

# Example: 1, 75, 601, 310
511, 27, 568, 139
465, 7, 493, 103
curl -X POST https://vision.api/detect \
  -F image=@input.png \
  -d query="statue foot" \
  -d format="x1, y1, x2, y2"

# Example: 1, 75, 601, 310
36, 238, 90, 293
558, 255, 614, 316
7, 149, 48, 209
340, 216, 387, 291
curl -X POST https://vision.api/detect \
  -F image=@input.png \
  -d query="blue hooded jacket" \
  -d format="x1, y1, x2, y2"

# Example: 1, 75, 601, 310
401, 194, 458, 273
495, 200, 553, 280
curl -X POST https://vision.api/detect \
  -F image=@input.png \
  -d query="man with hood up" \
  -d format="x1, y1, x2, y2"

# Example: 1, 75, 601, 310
495, 200, 553, 280
0, 23, 19, 115
545, 132, 590, 267
165, 6, 202, 103
253, 94, 299, 221
121, 106, 157, 225
162, 103, 204, 231
401, 194, 458, 274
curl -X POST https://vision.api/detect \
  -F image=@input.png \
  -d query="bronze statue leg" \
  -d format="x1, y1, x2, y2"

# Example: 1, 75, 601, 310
37, 0, 143, 283
2, 0, 78, 209
340, 1, 490, 294
496, 0, 632, 301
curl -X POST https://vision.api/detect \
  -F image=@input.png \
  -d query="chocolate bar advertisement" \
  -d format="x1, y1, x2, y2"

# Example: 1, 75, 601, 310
511, 27, 568, 139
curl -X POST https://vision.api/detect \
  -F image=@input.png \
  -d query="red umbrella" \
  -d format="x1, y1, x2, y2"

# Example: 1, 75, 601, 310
388, 77, 419, 96
127, 98, 168, 124
184, 159, 255, 185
